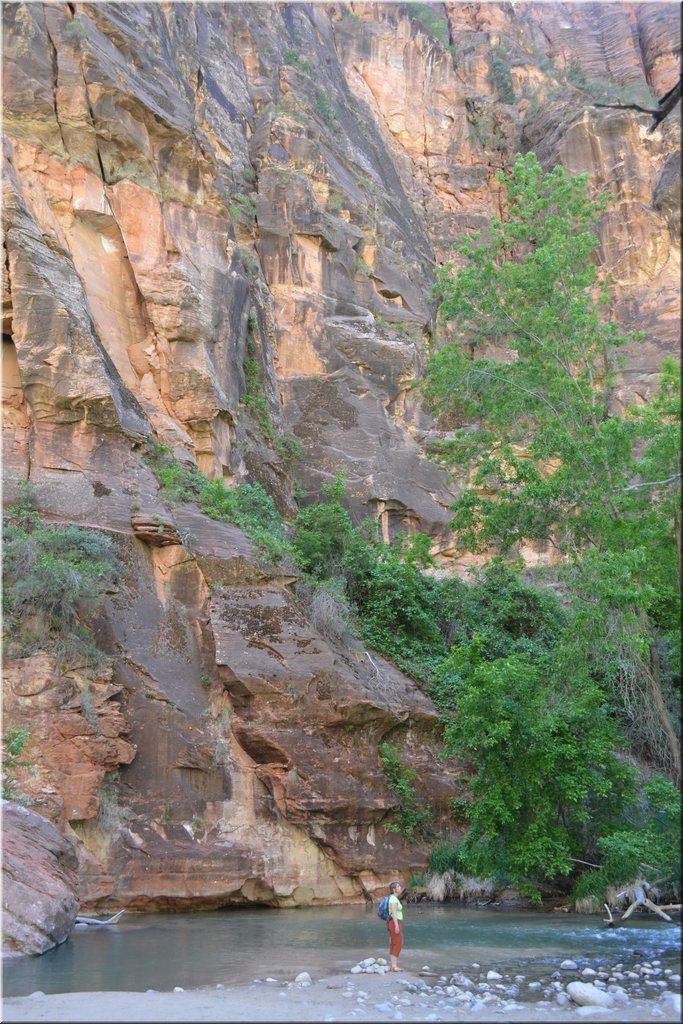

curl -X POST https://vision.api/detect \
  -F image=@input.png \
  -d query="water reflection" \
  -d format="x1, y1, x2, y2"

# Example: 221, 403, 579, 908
3, 905, 680, 997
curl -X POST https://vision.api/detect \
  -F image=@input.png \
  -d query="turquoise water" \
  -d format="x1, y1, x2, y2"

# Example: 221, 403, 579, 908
3, 905, 680, 997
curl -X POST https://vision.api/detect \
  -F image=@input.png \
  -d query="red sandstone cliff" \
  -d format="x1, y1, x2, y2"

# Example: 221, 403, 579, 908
2, 2, 680, 919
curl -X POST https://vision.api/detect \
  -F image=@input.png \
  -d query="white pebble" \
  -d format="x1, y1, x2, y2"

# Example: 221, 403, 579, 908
173, 986, 184, 993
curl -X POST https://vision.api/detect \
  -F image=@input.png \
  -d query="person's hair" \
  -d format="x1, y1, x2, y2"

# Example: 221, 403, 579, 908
389, 880, 401, 892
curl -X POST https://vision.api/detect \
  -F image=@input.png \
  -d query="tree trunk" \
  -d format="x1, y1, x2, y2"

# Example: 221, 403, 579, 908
636, 609, 681, 787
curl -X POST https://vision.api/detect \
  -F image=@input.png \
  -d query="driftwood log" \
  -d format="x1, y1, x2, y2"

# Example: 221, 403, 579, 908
607, 880, 679, 925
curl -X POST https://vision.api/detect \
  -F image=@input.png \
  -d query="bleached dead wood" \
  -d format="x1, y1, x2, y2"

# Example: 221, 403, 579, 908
620, 884, 673, 922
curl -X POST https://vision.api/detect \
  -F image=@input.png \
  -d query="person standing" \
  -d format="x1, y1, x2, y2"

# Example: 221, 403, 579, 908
387, 879, 404, 972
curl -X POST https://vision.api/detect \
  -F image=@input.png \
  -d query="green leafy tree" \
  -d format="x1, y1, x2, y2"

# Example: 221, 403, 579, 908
435, 637, 635, 898
572, 773, 680, 904
424, 152, 681, 783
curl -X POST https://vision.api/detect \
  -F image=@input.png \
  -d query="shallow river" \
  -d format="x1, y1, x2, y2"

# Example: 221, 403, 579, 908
3, 905, 680, 998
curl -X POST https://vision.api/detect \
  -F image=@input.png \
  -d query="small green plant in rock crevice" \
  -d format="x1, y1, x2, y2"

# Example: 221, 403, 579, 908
406, 3, 449, 45
379, 741, 432, 841
487, 46, 516, 104
241, 315, 304, 467
283, 49, 311, 75
242, 318, 276, 444
1, 727, 33, 803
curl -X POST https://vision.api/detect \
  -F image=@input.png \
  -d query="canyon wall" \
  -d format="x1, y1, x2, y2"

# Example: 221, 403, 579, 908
2, 2, 680, 914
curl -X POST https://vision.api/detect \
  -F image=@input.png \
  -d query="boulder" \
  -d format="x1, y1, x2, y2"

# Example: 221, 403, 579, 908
659, 991, 681, 1016
566, 981, 615, 1008
2, 801, 80, 956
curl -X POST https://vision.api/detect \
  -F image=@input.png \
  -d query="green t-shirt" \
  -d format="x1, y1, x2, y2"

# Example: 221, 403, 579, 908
388, 894, 403, 920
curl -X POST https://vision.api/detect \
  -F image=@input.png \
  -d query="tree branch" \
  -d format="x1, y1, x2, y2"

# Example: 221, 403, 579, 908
593, 76, 682, 132
622, 474, 681, 492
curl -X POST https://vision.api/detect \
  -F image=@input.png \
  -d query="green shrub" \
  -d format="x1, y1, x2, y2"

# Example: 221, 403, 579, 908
1, 727, 33, 802
229, 193, 257, 221
572, 774, 681, 904
145, 443, 205, 503
274, 434, 304, 464
406, 3, 449, 44
283, 49, 310, 74
343, 533, 447, 678
428, 840, 463, 875
487, 46, 515, 103
379, 741, 432, 840
3, 485, 119, 661
314, 93, 337, 125
292, 471, 354, 578
199, 479, 290, 562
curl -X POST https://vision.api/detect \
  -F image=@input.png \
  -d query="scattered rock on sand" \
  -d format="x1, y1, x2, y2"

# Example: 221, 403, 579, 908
567, 981, 615, 1007
659, 991, 681, 1015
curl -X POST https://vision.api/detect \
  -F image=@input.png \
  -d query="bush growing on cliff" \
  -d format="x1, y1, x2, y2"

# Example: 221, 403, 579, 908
200, 479, 291, 562
379, 741, 433, 840
3, 482, 119, 661
1, 727, 33, 803
292, 470, 354, 577
291, 472, 456, 679
145, 442, 205, 503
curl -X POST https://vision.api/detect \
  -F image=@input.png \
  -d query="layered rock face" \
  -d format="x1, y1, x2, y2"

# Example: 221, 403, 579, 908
2, 2, 680, 915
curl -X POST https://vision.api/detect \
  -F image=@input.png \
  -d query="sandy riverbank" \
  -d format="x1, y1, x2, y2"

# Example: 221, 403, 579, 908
3, 971, 680, 1024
